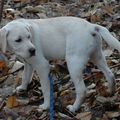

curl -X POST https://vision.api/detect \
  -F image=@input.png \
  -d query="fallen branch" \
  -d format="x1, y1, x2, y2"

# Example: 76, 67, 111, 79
0, 66, 23, 84
0, 100, 6, 112
84, 63, 120, 81
0, 0, 4, 23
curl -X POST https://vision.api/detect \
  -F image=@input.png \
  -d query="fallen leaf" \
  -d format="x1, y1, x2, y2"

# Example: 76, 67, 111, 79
102, 113, 109, 120
10, 61, 24, 73
105, 111, 120, 118
76, 112, 92, 120
60, 89, 70, 96
96, 81, 110, 97
90, 14, 101, 22
103, 5, 114, 16
6, 96, 19, 108
96, 96, 108, 104
0, 61, 9, 75
0, 61, 6, 71
14, 0, 30, 3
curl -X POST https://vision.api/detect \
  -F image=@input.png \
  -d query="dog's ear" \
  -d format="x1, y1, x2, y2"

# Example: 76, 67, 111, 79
26, 24, 34, 40
0, 28, 8, 53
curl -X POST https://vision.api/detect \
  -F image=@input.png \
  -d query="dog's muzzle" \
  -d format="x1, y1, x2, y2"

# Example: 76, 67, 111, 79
29, 48, 36, 57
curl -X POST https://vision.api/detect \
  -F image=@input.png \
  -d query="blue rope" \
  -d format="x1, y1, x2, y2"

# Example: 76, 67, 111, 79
48, 73, 54, 120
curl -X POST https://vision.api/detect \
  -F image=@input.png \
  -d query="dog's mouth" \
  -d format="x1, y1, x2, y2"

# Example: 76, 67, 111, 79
16, 55, 26, 63
16, 53, 35, 63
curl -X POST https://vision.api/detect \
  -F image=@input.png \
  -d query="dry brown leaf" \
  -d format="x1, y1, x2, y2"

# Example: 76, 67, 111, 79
0, 61, 6, 71
102, 114, 109, 120
14, 0, 49, 4
97, 81, 110, 97
103, 5, 114, 16
0, 76, 8, 83
80, 0, 87, 5
96, 96, 108, 104
60, 89, 70, 96
105, 111, 120, 118
0, 61, 9, 75
4, 8, 16, 20
60, 90, 75, 106
13, 0, 21, 2
76, 112, 92, 120
14, 0, 30, 3
90, 14, 101, 23
38, 0, 49, 4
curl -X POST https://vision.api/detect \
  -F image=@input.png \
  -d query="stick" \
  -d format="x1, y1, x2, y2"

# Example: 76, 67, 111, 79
0, 0, 4, 23
84, 63, 120, 81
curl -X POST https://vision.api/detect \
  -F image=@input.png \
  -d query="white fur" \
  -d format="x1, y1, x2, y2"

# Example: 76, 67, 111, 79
0, 17, 120, 113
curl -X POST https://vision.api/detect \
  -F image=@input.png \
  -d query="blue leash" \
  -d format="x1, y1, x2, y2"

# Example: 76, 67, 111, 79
48, 73, 54, 120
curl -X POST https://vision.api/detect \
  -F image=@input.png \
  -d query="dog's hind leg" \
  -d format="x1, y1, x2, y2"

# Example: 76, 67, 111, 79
66, 55, 87, 113
92, 49, 115, 95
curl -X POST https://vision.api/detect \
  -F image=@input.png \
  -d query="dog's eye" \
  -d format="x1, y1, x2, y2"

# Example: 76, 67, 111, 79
15, 38, 22, 42
28, 35, 30, 39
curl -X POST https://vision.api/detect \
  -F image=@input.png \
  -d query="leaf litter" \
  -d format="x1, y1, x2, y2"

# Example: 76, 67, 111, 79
0, 0, 120, 119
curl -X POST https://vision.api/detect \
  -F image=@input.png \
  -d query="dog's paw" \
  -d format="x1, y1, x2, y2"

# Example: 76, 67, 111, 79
107, 85, 115, 96
107, 79, 115, 96
16, 85, 27, 92
67, 105, 76, 113
37, 104, 49, 112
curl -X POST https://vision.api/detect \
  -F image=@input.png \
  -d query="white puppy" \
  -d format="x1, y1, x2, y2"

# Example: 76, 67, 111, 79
0, 17, 120, 113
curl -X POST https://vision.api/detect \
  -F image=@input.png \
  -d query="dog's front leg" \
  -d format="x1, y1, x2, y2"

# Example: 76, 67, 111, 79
31, 25, 50, 111
35, 60, 50, 111
16, 62, 33, 91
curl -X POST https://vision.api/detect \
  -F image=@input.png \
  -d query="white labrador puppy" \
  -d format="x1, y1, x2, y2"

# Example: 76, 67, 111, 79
0, 17, 120, 113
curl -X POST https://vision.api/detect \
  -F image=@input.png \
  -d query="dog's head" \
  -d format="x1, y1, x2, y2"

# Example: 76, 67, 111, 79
0, 20, 35, 59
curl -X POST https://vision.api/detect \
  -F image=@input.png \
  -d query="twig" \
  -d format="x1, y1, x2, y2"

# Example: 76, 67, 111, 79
0, 100, 6, 112
110, 63, 120, 69
6, 0, 12, 5
0, 0, 4, 23
0, 66, 23, 84
13, 0, 37, 9
84, 63, 120, 81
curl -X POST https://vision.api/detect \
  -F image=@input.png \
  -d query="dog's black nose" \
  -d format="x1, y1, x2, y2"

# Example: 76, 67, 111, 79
29, 48, 36, 56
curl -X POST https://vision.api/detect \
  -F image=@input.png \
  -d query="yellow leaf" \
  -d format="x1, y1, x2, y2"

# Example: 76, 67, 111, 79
60, 90, 70, 96
6, 96, 19, 108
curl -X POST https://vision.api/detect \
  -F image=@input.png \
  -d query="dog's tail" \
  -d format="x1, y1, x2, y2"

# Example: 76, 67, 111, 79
93, 25, 120, 52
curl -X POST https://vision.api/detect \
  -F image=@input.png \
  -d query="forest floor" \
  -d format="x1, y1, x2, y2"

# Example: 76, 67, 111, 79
0, 0, 120, 120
